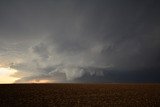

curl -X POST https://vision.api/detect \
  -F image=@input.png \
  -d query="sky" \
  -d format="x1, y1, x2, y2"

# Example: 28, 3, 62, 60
0, 0, 160, 83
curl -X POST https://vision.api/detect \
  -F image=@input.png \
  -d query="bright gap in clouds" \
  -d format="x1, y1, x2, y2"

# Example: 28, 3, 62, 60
0, 67, 20, 83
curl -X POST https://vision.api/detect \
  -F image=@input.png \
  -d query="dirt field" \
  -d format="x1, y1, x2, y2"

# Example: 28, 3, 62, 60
0, 84, 160, 107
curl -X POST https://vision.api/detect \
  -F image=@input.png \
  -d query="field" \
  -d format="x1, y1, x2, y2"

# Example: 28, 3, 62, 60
0, 84, 160, 107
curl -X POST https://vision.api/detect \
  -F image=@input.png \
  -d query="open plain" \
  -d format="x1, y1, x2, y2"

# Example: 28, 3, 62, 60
0, 84, 160, 107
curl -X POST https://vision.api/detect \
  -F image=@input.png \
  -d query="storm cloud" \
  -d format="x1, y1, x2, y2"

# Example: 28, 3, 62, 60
0, 0, 160, 83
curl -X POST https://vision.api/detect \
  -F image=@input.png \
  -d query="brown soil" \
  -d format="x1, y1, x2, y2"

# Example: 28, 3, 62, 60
0, 84, 160, 107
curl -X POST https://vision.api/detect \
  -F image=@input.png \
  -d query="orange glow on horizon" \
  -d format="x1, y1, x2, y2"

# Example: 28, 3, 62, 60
28, 79, 52, 83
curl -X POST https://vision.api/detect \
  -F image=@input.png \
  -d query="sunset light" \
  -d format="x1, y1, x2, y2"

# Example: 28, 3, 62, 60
0, 67, 19, 83
29, 79, 51, 83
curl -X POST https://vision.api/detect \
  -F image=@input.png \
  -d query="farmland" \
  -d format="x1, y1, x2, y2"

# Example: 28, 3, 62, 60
0, 84, 160, 107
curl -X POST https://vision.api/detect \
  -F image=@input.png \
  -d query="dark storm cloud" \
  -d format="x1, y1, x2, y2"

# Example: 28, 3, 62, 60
0, 0, 160, 82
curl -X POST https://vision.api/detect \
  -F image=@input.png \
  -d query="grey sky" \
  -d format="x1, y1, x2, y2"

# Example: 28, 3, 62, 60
0, 0, 160, 83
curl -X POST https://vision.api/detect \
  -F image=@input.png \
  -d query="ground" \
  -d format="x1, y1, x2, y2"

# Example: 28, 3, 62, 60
0, 84, 160, 107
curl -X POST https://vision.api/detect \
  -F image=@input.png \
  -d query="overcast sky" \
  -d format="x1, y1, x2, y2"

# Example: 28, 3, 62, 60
0, 0, 160, 83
